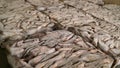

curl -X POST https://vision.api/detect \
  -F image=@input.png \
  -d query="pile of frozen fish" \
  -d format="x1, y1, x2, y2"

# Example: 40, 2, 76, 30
2, 12, 120, 68
0, 0, 120, 68
8, 24, 119, 68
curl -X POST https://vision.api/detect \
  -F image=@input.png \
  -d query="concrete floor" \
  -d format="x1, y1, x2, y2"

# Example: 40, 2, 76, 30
0, 48, 12, 68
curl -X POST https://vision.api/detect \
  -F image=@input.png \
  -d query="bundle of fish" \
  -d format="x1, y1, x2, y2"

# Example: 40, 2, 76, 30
7, 24, 117, 68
